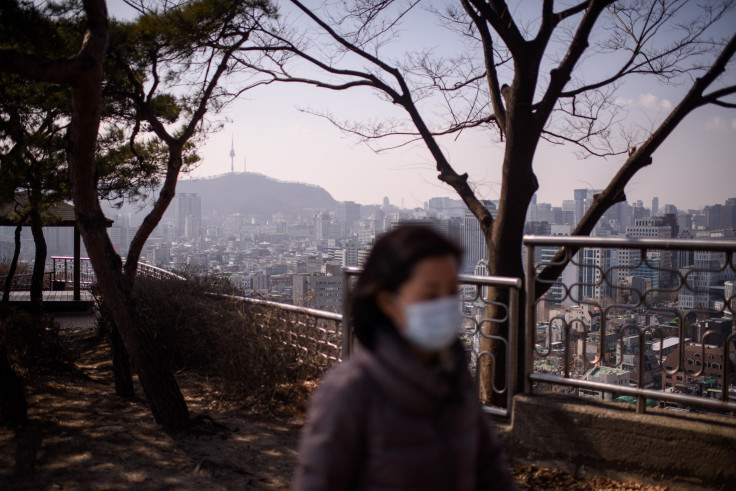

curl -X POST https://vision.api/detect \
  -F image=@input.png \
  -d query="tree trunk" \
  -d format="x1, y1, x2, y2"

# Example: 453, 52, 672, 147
77, 222, 190, 428
0, 0, 190, 429
0, 348, 28, 426
479, 135, 538, 406
111, 325, 134, 398
2, 222, 23, 305
62, 1, 189, 429
29, 207, 46, 313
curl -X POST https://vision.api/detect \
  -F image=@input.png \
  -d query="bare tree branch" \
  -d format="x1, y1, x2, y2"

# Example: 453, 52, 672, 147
461, 0, 507, 137
536, 30, 736, 298
535, 0, 614, 129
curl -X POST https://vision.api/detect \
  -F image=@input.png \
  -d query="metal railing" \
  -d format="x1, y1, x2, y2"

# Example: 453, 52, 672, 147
51, 256, 96, 288
216, 269, 522, 416
343, 268, 522, 417
212, 294, 343, 374
137, 262, 186, 281
524, 235, 736, 415
48, 257, 186, 285
0, 272, 53, 291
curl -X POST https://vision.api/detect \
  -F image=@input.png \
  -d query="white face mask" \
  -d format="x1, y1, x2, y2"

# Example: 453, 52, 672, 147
399, 295, 462, 352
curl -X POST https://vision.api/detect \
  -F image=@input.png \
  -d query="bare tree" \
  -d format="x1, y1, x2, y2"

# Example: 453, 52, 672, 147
246, 0, 736, 403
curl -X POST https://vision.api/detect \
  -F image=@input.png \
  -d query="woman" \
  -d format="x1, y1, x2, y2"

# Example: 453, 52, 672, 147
293, 225, 515, 490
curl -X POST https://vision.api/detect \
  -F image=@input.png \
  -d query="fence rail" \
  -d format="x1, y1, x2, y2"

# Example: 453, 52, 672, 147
10, 235, 731, 418
0, 272, 53, 291
213, 271, 522, 416
137, 262, 186, 281
50, 256, 95, 288
524, 235, 736, 415
211, 293, 343, 374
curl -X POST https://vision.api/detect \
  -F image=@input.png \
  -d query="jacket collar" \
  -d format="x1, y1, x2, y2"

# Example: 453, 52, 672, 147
353, 329, 468, 416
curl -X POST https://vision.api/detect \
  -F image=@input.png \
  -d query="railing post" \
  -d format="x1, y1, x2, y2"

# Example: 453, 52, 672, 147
525, 243, 536, 395
341, 268, 353, 359
507, 283, 520, 411
636, 330, 646, 414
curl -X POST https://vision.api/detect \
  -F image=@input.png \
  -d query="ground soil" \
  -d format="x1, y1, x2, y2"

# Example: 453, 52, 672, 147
0, 313, 673, 490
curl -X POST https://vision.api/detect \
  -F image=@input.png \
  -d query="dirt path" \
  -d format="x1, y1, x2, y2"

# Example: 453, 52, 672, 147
1, 313, 672, 490
1, 313, 301, 490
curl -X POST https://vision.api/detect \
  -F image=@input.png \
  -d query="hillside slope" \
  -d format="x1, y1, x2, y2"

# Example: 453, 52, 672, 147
176, 172, 337, 217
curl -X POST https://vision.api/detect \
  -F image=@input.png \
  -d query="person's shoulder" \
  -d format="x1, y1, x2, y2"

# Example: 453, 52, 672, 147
318, 354, 372, 394
309, 353, 375, 411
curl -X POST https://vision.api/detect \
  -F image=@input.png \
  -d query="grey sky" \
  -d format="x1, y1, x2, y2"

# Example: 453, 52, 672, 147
109, 0, 736, 210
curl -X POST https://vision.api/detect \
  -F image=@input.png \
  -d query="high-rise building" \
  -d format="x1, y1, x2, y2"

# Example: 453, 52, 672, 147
460, 200, 496, 272
174, 193, 201, 239
624, 217, 677, 287
704, 203, 736, 229
663, 204, 678, 215
292, 273, 344, 312
579, 247, 611, 301
651, 197, 659, 216
340, 201, 361, 231
678, 248, 736, 310
572, 189, 588, 225
315, 212, 331, 241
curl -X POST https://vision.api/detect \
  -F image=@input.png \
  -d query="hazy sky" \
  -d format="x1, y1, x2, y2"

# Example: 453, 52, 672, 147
109, 1, 736, 211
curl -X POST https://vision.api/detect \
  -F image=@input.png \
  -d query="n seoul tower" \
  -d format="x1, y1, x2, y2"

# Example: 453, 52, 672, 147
229, 135, 235, 173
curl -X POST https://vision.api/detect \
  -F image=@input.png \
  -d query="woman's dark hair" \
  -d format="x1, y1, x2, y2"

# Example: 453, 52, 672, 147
351, 225, 462, 350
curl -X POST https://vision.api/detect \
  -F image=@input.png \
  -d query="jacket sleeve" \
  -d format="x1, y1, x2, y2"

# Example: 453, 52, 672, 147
292, 365, 367, 491
476, 409, 517, 491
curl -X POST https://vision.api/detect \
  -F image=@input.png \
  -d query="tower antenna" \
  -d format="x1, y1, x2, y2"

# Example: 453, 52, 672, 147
229, 134, 235, 173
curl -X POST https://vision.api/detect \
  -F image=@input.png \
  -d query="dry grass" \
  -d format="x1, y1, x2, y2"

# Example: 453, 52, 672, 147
95, 276, 329, 415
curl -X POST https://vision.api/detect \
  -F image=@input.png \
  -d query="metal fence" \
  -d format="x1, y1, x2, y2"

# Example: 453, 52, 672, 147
214, 294, 343, 374
0, 272, 53, 291
48, 257, 185, 286
524, 235, 736, 415
214, 269, 522, 415
51, 256, 96, 287
35, 235, 736, 417
341, 267, 523, 416
137, 262, 186, 281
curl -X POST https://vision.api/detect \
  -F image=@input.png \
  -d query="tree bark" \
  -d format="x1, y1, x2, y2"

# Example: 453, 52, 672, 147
66, 16, 188, 429
62, 0, 189, 428
111, 325, 134, 398
29, 206, 46, 313
2, 222, 24, 305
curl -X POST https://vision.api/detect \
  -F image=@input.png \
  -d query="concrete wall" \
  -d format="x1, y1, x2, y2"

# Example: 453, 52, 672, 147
495, 394, 736, 490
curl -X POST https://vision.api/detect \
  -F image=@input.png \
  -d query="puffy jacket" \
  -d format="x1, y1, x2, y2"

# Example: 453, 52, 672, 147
292, 329, 516, 490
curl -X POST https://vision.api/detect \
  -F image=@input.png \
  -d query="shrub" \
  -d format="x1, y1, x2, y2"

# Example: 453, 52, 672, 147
97, 275, 334, 413
0, 306, 72, 374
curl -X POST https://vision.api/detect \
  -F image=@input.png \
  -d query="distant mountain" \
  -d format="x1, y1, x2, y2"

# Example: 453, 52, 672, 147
175, 172, 337, 217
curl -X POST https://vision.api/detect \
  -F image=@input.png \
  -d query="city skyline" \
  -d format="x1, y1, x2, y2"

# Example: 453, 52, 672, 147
178, 165, 734, 214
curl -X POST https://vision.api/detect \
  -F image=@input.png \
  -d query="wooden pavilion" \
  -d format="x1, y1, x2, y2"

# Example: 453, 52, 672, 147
0, 196, 113, 309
